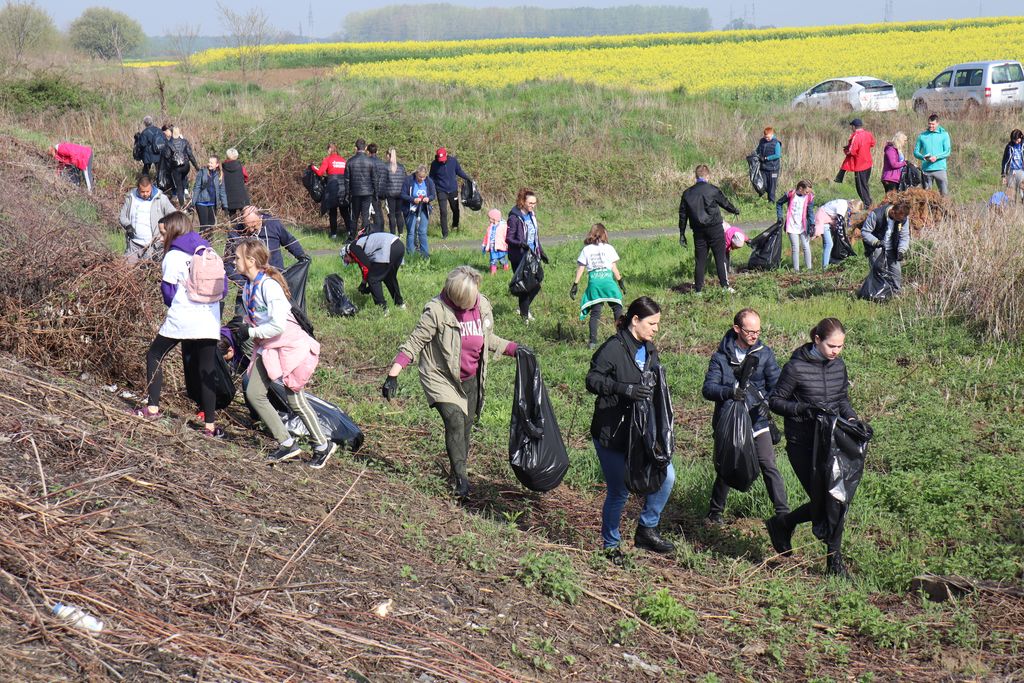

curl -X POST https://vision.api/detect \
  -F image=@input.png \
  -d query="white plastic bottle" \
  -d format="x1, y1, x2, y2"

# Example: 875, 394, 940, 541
52, 603, 104, 633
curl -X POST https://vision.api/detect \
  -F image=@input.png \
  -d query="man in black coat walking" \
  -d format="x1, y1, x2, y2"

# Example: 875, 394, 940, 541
346, 139, 377, 238
679, 164, 740, 293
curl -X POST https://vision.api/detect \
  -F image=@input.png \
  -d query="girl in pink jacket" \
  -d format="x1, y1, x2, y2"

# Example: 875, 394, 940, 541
481, 208, 509, 274
233, 239, 336, 469
49, 141, 94, 193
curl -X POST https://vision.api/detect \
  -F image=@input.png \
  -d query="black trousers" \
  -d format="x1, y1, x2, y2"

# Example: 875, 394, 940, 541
350, 195, 373, 236
170, 165, 190, 204
146, 335, 217, 422
762, 168, 779, 203
434, 375, 479, 484
365, 241, 405, 308
385, 196, 402, 234
369, 198, 385, 233
693, 224, 729, 291
142, 161, 155, 177
196, 204, 217, 240
854, 169, 873, 206
588, 302, 622, 345
709, 431, 790, 516
783, 433, 843, 552
881, 180, 899, 193
328, 203, 352, 238
509, 253, 540, 317
436, 190, 460, 237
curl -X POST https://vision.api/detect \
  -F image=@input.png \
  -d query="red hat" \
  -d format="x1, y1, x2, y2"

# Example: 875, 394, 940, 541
436, 147, 447, 162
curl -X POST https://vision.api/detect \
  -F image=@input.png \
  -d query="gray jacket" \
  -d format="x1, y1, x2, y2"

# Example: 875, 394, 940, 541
118, 188, 175, 245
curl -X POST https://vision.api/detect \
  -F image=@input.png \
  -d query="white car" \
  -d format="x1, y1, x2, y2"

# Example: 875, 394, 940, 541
911, 61, 1024, 113
792, 77, 900, 112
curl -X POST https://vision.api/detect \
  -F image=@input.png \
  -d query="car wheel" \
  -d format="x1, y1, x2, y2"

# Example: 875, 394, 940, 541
913, 99, 926, 113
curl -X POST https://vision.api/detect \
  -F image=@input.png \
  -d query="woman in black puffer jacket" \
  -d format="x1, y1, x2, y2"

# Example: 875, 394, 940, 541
768, 317, 859, 578
384, 148, 407, 235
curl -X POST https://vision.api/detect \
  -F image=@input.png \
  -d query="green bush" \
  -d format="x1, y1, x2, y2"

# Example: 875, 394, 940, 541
637, 588, 698, 635
0, 74, 100, 114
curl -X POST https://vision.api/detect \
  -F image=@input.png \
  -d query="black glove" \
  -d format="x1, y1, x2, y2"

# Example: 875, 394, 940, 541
621, 383, 654, 401
896, 250, 907, 262
796, 402, 817, 418
234, 325, 251, 343
540, 251, 550, 265
617, 277, 626, 296
382, 376, 398, 400
679, 232, 688, 247
124, 225, 135, 239
358, 280, 371, 295
569, 283, 578, 300
732, 385, 746, 401
298, 255, 312, 263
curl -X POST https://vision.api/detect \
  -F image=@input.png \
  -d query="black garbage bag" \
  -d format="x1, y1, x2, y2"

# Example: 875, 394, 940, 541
509, 250, 544, 296
156, 163, 173, 193
302, 165, 325, 204
283, 259, 310, 317
461, 178, 482, 211
811, 413, 872, 546
746, 153, 766, 196
712, 355, 759, 492
898, 163, 923, 191
324, 273, 358, 316
267, 381, 364, 452
857, 250, 897, 302
508, 347, 569, 492
830, 217, 856, 264
747, 221, 783, 271
625, 366, 674, 495
182, 348, 236, 412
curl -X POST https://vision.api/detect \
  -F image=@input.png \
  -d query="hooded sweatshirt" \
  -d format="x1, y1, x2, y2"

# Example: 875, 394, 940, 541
914, 126, 952, 172
159, 232, 222, 340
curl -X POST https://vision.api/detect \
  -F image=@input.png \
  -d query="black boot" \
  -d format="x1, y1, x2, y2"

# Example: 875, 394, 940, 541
634, 525, 675, 554
765, 514, 793, 557
826, 550, 850, 579
452, 475, 470, 500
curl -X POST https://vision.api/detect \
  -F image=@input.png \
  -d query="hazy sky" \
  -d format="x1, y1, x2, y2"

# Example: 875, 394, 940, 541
36, 0, 1023, 35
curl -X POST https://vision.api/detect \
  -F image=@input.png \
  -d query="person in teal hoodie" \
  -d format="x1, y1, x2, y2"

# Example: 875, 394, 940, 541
913, 114, 951, 196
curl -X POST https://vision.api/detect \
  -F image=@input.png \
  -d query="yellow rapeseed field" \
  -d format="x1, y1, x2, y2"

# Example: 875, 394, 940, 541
338, 18, 1024, 94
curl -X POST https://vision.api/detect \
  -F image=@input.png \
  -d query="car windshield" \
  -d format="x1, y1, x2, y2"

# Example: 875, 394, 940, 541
992, 63, 1024, 84
857, 79, 893, 90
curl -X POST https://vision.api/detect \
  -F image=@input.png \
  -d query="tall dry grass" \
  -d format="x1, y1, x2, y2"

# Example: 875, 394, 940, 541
914, 205, 1024, 338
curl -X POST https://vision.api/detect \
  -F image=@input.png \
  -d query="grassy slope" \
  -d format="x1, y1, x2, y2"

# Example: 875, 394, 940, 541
3, 63, 1024, 678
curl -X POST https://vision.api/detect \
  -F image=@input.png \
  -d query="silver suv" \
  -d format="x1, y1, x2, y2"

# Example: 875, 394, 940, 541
912, 61, 1024, 113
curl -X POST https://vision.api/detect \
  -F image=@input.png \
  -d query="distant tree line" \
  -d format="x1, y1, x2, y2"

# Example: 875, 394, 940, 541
342, 4, 712, 41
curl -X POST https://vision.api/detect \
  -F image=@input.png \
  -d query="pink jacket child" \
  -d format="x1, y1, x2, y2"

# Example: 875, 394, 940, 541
481, 208, 510, 273
50, 141, 94, 193
723, 223, 748, 254
250, 318, 321, 392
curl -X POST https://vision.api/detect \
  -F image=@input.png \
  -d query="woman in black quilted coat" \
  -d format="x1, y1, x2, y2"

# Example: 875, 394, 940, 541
768, 317, 859, 578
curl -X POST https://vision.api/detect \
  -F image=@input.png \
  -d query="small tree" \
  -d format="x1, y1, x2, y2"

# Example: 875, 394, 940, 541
217, 3, 272, 79
69, 7, 144, 61
0, 1, 57, 69
168, 22, 199, 74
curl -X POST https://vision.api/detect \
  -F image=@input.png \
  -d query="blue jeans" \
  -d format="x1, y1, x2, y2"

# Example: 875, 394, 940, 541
406, 212, 429, 258
821, 227, 833, 269
595, 439, 676, 549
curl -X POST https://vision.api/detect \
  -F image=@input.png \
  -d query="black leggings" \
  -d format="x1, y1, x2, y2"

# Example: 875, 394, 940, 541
784, 436, 843, 552
196, 204, 217, 240
146, 335, 218, 422
385, 196, 402, 234
170, 166, 190, 204
588, 302, 622, 345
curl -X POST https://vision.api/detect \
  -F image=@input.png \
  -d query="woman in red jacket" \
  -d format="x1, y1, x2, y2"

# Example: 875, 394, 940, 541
837, 119, 875, 206
313, 143, 349, 239
49, 142, 94, 193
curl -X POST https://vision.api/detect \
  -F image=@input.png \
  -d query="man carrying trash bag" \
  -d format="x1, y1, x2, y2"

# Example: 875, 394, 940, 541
702, 308, 789, 527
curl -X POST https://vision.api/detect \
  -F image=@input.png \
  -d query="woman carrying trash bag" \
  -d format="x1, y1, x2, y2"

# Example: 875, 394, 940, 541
586, 296, 675, 561
382, 266, 519, 499
767, 318, 860, 578
506, 188, 548, 323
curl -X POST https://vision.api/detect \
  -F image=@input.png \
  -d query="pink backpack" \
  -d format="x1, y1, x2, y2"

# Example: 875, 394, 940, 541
184, 246, 226, 303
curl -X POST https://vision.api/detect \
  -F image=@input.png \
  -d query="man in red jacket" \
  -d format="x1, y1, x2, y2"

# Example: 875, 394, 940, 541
49, 141, 94, 193
837, 119, 875, 206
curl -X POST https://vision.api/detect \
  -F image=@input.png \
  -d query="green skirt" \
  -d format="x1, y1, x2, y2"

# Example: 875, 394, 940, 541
580, 268, 622, 320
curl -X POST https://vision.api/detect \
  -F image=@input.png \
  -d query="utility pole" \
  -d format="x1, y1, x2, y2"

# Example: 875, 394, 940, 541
308, 2, 315, 38
883, 0, 894, 22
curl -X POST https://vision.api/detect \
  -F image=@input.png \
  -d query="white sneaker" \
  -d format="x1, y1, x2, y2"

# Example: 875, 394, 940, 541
725, 287, 736, 294
527, 312, 536, 321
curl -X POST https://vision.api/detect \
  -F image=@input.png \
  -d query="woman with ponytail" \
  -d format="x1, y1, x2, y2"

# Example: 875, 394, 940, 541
233, 239, 337, 469
585, 296, 676, 561
768, 317, 859, 578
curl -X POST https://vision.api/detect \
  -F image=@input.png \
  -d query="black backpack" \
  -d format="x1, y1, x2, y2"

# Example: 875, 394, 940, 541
132, 132, 145, 161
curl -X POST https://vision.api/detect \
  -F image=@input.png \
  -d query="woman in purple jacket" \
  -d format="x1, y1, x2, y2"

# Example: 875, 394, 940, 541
881, 132, 908, 194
